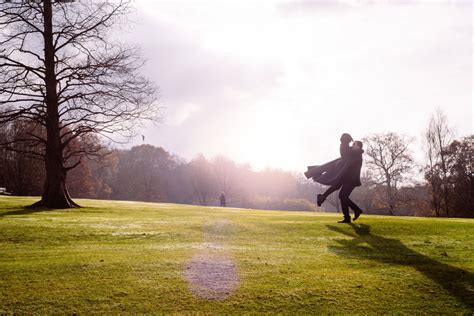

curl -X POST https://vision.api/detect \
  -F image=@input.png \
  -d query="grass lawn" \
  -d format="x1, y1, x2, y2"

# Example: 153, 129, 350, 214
0, 196, 473, 313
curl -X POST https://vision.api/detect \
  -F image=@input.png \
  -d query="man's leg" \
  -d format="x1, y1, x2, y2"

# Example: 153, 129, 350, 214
339, 185, 363, 221
317, 183, 342, 206
338, 184, 354, 223
347, 198, 363, 221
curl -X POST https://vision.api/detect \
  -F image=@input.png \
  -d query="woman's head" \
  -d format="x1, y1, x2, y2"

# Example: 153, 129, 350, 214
340, 133, 353, 144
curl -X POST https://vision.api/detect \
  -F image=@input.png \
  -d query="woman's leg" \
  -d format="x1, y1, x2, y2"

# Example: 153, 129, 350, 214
317, 183, 342, 206
322, 183, 342, 199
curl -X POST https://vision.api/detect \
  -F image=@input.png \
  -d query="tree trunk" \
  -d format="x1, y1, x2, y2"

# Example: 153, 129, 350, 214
430, 181, 440, 217
32, 162, 78, 208
437, 131, 450, 217
31, 0, 79, 209
387, 188, 395, 215
443, 184, 450, 217
386, 174, 395, 215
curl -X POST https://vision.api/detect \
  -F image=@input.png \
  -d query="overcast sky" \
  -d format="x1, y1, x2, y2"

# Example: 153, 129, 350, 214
123, 0, 472, 172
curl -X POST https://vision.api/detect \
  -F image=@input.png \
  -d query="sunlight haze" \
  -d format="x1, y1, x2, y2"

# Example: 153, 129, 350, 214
125, 0, 472, 171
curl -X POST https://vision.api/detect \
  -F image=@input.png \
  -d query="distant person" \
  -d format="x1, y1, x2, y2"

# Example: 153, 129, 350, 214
304, 134, 364, 223
220, 192, 226, 207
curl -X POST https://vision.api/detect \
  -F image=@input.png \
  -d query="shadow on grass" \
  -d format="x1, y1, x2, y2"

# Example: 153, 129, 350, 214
0, 205, 102, 218
0, 206, 51, 218
327, 224, 474, 311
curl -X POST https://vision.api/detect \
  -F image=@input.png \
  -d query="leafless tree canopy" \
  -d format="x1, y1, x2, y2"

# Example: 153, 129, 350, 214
0, 0, 158, 147
363, 132, 414, 215
424, 110, 456, 217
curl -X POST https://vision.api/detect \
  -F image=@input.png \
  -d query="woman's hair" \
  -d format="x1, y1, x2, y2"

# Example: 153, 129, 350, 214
353, 140, 363, 149
340, 133, 353, 144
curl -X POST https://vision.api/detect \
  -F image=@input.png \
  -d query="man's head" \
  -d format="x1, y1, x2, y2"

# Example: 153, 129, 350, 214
352, 141, 363, 150
340, 133, 353, 145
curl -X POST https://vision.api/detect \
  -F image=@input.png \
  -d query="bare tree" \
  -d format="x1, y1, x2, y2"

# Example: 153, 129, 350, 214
424, 110, 454, 216
363, 132, 414, 215
0, 0, 159, 208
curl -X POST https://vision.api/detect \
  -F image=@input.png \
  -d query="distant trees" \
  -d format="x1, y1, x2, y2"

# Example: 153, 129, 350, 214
0, 131, 470, 216
0, 0, 159, 208
422, 110, 474, 217
112, 145, 177, 202
363, 133, 414, 215
100, 147, 318, 210
189, 155, 215, 205
447, 136, 473, 217
211, 156, 244, 206
423, 113, 473, 218
424, 110, 455, 216
0, 120, 44, 195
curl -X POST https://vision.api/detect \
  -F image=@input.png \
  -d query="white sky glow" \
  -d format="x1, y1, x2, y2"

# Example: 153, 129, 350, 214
124, 0, 472, 172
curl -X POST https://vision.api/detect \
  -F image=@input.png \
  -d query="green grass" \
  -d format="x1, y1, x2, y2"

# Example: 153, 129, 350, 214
0, 196, 473, 313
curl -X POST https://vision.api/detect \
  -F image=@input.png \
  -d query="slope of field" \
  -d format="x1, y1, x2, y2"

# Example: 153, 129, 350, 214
0, 196, 473, 313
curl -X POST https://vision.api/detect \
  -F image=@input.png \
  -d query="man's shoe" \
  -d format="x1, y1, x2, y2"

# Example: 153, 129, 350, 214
317, 194, 325, 207
338, 218, 351, 224
353, 209, 363, 221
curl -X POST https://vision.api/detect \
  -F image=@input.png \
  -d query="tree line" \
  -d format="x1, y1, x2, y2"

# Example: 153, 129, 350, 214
1, 110, 472, 217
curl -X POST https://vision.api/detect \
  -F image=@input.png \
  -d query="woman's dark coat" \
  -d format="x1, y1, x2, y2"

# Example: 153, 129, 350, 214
304, 149, 363, 187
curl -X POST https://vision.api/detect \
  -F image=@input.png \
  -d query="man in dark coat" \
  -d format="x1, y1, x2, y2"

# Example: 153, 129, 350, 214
337, 141, 364, 223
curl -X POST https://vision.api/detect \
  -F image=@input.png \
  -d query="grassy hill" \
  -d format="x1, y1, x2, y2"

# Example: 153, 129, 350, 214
0, 196, 473, 313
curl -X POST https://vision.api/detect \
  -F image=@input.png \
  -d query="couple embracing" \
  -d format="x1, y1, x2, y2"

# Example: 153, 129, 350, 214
304, 133, 364, 223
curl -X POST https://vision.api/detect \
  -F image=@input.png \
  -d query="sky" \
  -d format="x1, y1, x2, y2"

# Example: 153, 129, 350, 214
122, 0, 472, 172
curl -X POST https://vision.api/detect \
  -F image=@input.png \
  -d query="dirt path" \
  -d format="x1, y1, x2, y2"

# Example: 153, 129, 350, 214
184, 220, 239, 300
